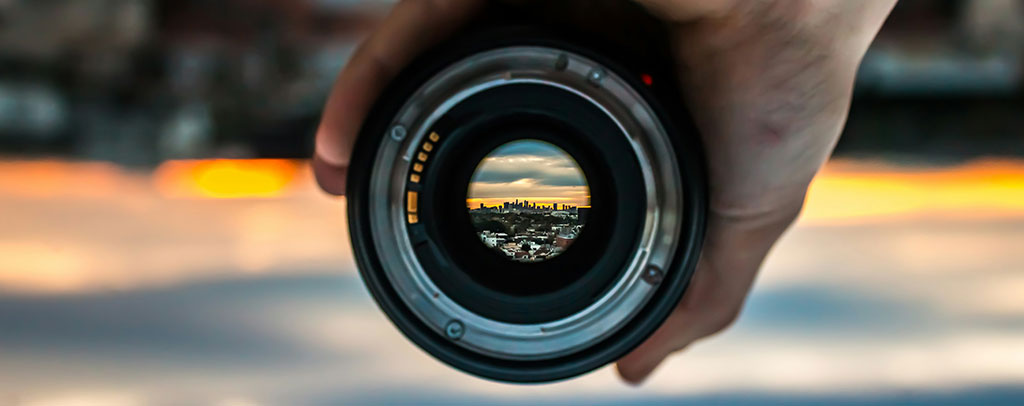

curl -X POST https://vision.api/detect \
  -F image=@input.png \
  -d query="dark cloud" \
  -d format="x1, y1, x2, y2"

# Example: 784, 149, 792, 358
471, 169, 547, 184
470, 140, 588, 188
470, 169, 587, 187
543, 173, 591, 187
487, 141, 572, 158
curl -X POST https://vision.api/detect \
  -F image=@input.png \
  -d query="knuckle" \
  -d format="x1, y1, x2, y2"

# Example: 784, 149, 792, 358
707, 304, 743, 333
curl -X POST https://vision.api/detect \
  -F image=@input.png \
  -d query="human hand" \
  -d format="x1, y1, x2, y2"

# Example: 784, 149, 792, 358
313, 0, 896, 384
613, 0, 898, 383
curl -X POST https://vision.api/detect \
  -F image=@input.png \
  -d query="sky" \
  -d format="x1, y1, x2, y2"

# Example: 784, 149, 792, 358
466, 140, 591, 209
0, 158, 1023, 405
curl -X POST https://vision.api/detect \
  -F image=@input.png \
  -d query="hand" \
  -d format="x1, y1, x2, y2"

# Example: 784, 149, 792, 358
615, 0, 897, 383
313, 0, 896, 384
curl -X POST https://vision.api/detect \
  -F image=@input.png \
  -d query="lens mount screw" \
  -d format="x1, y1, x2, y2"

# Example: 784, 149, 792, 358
445, 320, 465, 340
587, 68, 605, 86
389, 124, 407, 141
642, 266, 665, 285
554, 54, 569, 71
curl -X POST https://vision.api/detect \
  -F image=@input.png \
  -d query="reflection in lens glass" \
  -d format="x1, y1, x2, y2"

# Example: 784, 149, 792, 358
466, 140, 591, 262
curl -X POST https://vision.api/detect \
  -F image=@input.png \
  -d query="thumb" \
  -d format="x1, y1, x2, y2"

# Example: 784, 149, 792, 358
313, 0, 482, 195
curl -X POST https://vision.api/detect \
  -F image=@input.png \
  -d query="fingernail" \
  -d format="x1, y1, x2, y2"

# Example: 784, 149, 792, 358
616, 359, 655, 385
312, 154, 347, 196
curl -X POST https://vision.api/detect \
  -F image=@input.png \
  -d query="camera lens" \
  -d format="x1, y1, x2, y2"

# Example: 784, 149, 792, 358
467, 139, 590, 263
346, 25, 706, 382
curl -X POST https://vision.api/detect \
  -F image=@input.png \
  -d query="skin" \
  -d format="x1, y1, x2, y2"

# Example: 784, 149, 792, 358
314, 0, 898, 384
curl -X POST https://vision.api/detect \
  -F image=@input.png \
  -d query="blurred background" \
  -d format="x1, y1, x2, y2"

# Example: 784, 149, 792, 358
1, 0, 1023, 405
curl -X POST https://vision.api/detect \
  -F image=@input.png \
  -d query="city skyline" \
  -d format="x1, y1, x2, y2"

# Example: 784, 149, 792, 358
470, 199, 586, 262
466, 197, 591, 210
470, 199, 584, 211
467, 140, 589, 262
466, 140, 590, 209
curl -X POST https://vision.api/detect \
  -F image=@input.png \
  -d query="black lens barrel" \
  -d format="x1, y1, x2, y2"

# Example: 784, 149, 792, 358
346, 2, 706, 382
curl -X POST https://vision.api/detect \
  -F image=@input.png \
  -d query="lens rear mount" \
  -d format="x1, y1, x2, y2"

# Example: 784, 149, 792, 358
347, 30, 706, 382
415, 83, 648, 326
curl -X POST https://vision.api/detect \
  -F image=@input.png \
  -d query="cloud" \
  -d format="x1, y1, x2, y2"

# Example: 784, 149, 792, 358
470, 168, 585, 187
469, 141, 588, 190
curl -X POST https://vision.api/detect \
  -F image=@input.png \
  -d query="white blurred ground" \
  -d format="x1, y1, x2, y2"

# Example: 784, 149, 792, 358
0, 158, 1022, 405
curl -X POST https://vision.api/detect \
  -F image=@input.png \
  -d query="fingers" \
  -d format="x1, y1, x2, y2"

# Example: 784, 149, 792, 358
312, 154, 348, 196
616, 263, 718, 384
313, 0, 483, 195
615, 275, 705, 383
616, 200, 804, 384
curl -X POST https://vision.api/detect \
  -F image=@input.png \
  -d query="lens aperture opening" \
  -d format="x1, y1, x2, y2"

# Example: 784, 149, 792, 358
466, 140, 591, 263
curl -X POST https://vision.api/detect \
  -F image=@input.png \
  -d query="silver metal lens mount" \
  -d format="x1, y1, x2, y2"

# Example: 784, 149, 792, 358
364, 46, 686, 361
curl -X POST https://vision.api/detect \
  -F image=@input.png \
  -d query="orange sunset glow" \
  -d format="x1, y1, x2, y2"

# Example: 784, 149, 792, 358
802, 159, 1024, 224
2, 158, 1023, 217
153, 159, 302, 199
2, 157, 1024, 293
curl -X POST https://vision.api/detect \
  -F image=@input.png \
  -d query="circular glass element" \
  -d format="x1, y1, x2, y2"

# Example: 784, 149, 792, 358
466, 140, 591, 263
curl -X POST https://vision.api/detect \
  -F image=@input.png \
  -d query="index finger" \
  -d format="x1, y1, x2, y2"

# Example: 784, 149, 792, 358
314, 0, 483, 195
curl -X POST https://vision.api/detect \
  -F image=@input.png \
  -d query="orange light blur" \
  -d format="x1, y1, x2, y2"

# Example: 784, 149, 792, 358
153, 159, 301, 199
802, 159, 1024, 224
0, 160, 125, 198
1, 158, 1023, 295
